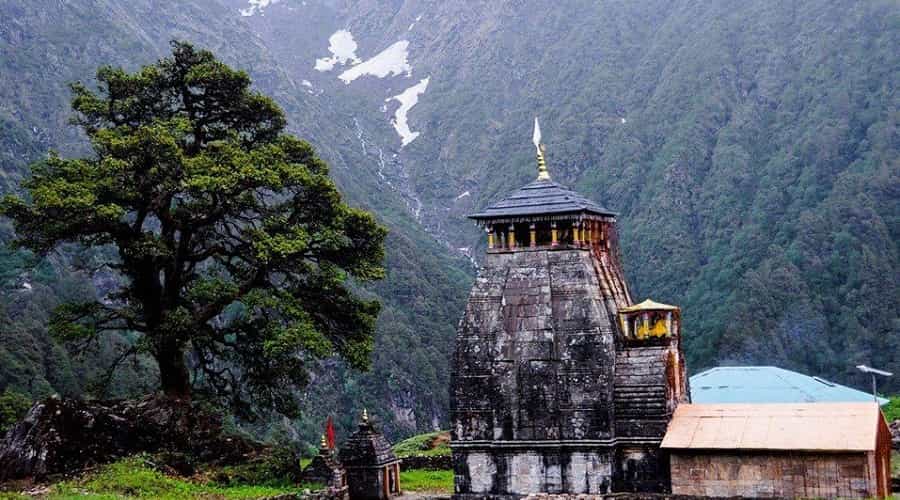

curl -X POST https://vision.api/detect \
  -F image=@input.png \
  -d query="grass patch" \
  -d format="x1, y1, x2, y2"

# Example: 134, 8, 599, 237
393, 431, 450, 457
400, 468, 453, 494
46, 456, 319, 499
892, 450, 899, 477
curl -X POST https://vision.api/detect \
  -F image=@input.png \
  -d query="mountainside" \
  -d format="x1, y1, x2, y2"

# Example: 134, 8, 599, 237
0, 0, 897, 449
0, 0, 471, 445
231, 0, 899, 388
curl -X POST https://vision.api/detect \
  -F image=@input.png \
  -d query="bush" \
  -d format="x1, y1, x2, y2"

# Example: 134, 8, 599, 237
0, 390, 30, 435
883, 395, 900, 422
211, 446, 306, 487
392, 431, 450, 457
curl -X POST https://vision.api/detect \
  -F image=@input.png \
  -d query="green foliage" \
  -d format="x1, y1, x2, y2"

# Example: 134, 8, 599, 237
0, 42, 387, 417
0, 0, 473, 447
883, 396, 900, 422
3, 0, 894, 452
393, 431, 451, 457
400, 469, 454, 493
0, 389, 31, 435
210, 447, 306, 487
50, 456, 318, 499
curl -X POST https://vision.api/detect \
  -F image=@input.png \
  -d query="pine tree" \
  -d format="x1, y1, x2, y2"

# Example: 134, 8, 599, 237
1, 42, 386, 417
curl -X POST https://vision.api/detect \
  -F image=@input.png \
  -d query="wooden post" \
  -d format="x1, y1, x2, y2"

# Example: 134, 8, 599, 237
572, 221, 580, 245
508, 224, 516, 250
529, 223, 536, 247
585, 221, 593, 245
551, 222, 558, 247
487, 227, 494, 249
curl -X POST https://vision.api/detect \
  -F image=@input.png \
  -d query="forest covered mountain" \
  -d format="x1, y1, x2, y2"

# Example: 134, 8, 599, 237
0, 0, 897, 448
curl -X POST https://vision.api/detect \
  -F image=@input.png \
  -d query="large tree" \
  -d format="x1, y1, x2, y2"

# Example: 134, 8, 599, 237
0, 42, 386, 416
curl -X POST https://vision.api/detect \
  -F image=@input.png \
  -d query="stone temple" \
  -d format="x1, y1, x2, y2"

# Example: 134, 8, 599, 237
450, 120, 689, 498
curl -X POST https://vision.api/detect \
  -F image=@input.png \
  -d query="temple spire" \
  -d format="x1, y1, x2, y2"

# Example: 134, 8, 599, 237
533, 117, 550, 180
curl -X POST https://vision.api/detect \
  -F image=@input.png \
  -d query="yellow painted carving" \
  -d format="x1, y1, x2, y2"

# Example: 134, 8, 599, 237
637, 318, 669, 339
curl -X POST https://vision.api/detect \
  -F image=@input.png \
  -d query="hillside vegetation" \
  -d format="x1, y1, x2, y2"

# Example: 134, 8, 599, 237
0, 0, 470, 445
0, 0, 896, 450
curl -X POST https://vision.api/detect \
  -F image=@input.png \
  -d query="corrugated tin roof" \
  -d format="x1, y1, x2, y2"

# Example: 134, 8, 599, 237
661, 402, 882, 452
469, 178, 615, 220
619, 299, 680, 313
690, 366, 889, 406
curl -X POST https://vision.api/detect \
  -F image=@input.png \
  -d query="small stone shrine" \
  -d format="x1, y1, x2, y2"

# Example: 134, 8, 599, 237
339, 410, 402, 500
301, 434, 347, 493
450, 119, 689, 498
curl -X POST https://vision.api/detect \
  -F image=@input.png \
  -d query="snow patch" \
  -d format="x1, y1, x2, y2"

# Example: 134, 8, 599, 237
386, 77, 429, 147
240, 0, 281, 16
315, 30, 361, 72
455, 191, 471, 200
408, 14, 423, 31
338, 40, 411, 84
301, 79, 313, 87
620, 117, 627, 124
21, 282, 32, 291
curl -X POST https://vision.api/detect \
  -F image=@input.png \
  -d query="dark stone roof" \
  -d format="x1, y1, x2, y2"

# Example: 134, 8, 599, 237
469, 178, 615, 221
301, 443, 344, 485
338, 421, 399, 467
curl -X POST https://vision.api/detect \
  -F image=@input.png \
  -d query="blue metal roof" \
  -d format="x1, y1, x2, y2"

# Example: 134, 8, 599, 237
690, 366, 889, 406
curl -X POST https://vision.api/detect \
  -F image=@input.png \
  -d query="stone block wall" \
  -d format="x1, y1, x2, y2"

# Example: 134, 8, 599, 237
400, 454, 452, 470
452, 246, 686, 497
669, 452, 876, 498
452, 250, 618, 446
453, 449, 615, 497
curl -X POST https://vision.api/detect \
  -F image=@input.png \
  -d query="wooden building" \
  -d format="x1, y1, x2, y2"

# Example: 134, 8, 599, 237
662, 403, 893, 498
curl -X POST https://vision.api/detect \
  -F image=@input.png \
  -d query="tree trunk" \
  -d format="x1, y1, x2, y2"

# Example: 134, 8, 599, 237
157, 345, 191, 398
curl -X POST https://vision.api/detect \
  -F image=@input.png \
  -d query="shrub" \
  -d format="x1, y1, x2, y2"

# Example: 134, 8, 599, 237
0, 390, 31, 435
883, 395, 900, 422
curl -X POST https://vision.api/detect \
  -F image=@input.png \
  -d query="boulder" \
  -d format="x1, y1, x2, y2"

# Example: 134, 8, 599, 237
0, 395, 260, 481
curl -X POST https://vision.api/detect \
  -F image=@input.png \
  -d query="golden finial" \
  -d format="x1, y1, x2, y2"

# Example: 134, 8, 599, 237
533, 117, 550, 180
320, 434, 327, 448
362, 408, 369, 423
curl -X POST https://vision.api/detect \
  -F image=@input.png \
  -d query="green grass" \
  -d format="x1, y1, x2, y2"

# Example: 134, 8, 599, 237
393, 431, 450, 457
400, 469, 453, 494
884, 396, 900, 422
43, 456, 320, 499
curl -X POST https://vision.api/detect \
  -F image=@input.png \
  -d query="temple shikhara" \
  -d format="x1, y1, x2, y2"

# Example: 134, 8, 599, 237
450, 119, 689, 497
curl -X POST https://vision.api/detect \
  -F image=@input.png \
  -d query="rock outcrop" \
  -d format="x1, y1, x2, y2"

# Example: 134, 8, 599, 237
890, 419, 899, 450
0, 395, 260, 481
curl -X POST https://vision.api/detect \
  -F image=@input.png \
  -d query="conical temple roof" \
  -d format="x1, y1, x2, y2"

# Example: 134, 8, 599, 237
469, 178, 615, 221
338, 420, 399, 467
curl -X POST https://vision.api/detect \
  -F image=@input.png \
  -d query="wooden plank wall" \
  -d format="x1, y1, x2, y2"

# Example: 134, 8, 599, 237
670, 452, 876, 498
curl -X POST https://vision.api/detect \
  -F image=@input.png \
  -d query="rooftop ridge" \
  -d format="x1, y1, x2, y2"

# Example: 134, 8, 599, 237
469, 177, 615, 221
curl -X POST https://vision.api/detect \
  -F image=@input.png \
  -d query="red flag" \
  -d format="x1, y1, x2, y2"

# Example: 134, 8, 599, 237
326, 416, 336, 449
